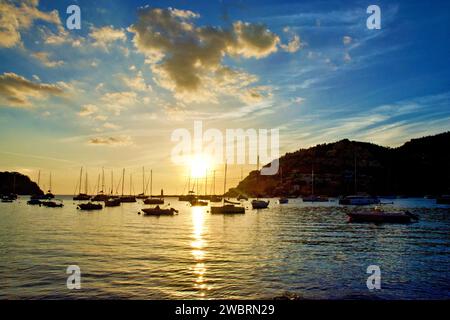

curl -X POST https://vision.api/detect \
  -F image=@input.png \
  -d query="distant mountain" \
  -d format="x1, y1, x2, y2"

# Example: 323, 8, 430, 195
226, 132, 450, 197
0, 172, 43, 195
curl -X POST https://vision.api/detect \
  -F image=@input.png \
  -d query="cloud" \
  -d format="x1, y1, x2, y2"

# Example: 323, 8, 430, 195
0, 0, 62, 48
100, 91, 138, 115
89, 25, 127, 50
0, 72, 64, 107
343, 36, 352, 45
78, 104, 98, 117
88, 136, 133, 146
280, 27, 302, 53
120, 71, 151, 91
32, 51, 64, 68
128, 6, 298, 103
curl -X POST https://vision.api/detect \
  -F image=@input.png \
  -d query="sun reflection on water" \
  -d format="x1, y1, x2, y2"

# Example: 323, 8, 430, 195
190, 206, 210, 297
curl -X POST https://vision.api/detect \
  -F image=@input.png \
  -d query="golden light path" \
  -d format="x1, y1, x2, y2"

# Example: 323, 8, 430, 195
190, 206, 210, 297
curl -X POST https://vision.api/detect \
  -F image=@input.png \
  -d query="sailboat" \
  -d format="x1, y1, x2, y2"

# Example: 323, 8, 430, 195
120, 169, 136, 203
179, 173, 196, 201
144, 169, 164, 204
44, 172, 55, 199
136, 167, 149, 199
73, 168, 91, 200
30, 170, 46, 200
92, 168, 109, 201
211, 162, 245, 214
302, 165, 328, 202
210, 170, 222, 202
251, 156, 269, 209
338, 153, 379, 205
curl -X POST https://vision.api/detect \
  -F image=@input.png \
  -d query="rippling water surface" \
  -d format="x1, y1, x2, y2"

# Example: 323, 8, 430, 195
0, 197, 449, 299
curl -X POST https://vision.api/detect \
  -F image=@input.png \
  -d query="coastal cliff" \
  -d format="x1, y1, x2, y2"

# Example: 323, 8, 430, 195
226, 132, 450, 197
0, 172, 43, 195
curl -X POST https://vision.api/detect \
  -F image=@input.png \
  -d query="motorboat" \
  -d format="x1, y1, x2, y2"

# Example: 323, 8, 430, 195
279, 197, 289, 204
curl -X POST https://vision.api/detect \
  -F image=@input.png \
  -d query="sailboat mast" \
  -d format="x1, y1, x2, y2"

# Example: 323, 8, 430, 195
312, 165, 314, 196
96, 174, 100, 194
121, 168, 125, 196
78, 168, 82, 194
142, 166, 145, 195
129, 174, 132, 196
85, 171, 88, 195
111, 170, 113, 195
101, 167, 105, 193
150, 169, 153, 197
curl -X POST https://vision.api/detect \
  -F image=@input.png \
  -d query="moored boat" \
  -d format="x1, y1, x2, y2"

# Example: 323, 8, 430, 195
211, 204, 245, 214
251, 199, 270, 209
142, 206, 178, 216
237, 194, 248, 201
144, 197, 164, 205
302, 195, 328, 202
347, 208, 419, 224
279, 197, 289, 204
27, 198, 42, 205
42, 200, 64, 208
339, 195, 380, 205
190, 198, 208, 206
78, 202, 103, 210
104, 197, 121, 207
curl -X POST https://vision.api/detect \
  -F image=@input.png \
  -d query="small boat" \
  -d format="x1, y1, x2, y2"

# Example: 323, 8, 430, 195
27, 199, 42, 205
91, 193, 109, 202
73, 193, 91, 201
179, 191, 195, 202
42, 200, 64, 208
339, 195, 380, 205
142, 206, 178, 216
237, 194, 248, 201
136, 193, 149, 200
251, 199, 270, 209
279, 197, 289, 204
30, 194, 46, 200
144, 197, 164, 205
347, 208, 419, 224
211, 204, 245, 214
190, 198, 208, 206
303, 195, 328, 202
436, 195, 450, 205
104, 197, 121, 207
78, 202, 103, 210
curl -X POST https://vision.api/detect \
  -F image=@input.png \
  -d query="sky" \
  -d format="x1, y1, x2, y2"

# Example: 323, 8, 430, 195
0, 0, 449, 194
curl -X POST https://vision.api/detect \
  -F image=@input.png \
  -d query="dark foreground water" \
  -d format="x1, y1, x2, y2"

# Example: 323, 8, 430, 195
0, 196, 449, 299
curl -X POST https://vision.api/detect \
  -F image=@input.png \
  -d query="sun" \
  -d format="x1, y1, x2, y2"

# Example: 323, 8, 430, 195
190, 154, 211, 178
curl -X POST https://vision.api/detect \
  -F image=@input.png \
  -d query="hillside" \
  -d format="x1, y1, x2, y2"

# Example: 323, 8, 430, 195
0, 172, 43, 195
226, 132, 450, 197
